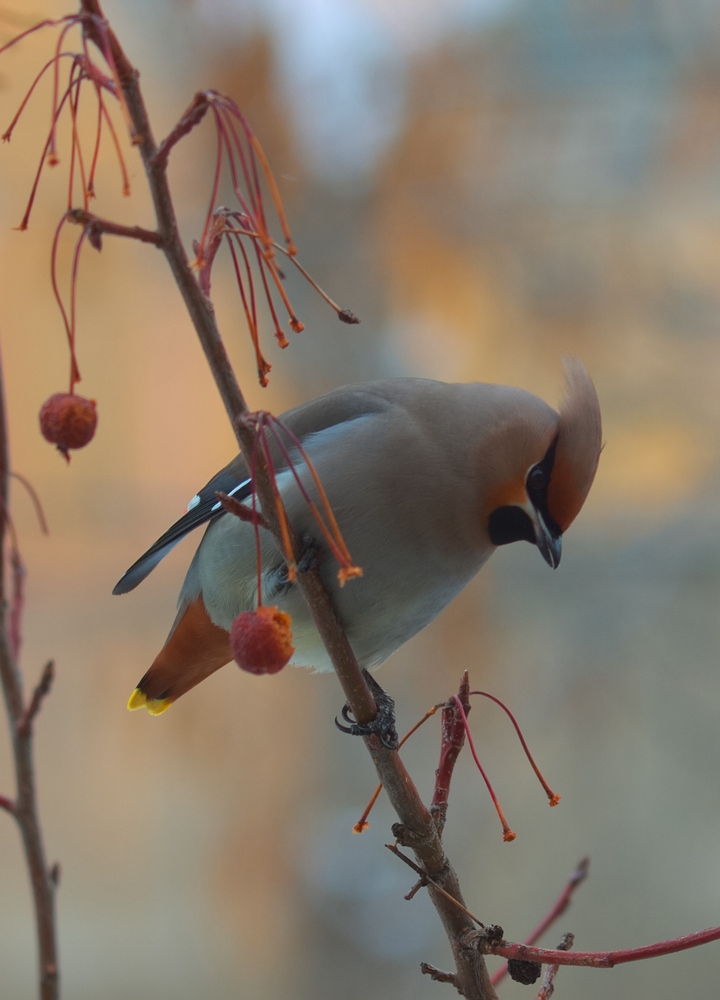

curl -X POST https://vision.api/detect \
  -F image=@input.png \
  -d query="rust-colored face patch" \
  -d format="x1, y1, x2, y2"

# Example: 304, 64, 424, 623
546, 450, 581, 533
487, 475, 529, 515
546, 360, 602, 533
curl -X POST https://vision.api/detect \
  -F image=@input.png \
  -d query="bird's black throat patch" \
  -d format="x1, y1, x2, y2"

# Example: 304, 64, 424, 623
487, 505, 535, 546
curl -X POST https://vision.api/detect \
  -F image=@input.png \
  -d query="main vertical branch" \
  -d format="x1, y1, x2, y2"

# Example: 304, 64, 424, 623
79, 4, 497, 996
0, 346, 59, 1000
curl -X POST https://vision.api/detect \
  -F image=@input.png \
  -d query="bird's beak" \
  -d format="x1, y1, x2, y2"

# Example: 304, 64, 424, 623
533, 510, 562, 569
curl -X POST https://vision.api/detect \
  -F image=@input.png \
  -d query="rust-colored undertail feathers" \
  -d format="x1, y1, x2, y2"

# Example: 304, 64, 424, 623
127, 597, 232, 715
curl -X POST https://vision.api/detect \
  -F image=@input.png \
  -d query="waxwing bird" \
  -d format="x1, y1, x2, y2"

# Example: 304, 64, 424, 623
116, 360, 601, 715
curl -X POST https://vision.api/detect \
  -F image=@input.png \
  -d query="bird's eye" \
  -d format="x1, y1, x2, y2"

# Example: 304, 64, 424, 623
528, 466, 546, 493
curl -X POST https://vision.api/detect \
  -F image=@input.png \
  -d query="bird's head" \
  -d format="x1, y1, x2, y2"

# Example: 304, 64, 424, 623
483, 359, 602, 568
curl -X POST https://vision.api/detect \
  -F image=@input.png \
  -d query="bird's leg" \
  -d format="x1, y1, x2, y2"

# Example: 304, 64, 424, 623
267, 536, 319, 596
335, 669, 399, 750
296, 535, 319, 575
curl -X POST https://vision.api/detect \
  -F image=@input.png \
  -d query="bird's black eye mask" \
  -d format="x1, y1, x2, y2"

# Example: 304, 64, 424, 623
487, 435, 561, 547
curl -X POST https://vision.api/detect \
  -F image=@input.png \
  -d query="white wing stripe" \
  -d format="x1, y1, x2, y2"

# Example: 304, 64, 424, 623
210, 477, 251, 512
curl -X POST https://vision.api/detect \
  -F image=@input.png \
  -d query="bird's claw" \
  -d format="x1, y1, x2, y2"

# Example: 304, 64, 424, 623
335, 670, 399, 749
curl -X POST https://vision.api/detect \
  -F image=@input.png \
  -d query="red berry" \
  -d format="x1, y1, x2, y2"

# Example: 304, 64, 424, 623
230, 605, 295, 675
39, 393, 97, 460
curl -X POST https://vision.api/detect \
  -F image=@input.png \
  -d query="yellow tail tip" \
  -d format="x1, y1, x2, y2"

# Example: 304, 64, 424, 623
127, 688, 173, 715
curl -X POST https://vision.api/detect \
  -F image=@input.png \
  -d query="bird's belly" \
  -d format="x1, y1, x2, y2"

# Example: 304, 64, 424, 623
198, 489, 492, 673
283, 548, 492, 673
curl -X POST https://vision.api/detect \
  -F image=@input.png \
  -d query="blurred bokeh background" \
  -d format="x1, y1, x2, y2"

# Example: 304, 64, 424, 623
1, 0, 720, 996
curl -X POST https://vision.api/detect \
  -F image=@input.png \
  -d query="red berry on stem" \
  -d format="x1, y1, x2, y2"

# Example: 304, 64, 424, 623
230, 605, 295, 675
39, 393, 97, 460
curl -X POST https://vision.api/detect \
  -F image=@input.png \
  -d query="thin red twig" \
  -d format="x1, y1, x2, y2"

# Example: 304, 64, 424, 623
66, 208, 162, 246
50, 214, 81, 386
67, 224, 87, 392
470, 690, 560, 806
491, 857, 589, 987
451, 694, 516, 842
154, 91, 210, 170
10, 472, 49, 534
225, 234, 270, 383
524, 858, 590, 948
432, 672, 471, 833
0, 16, 77, 58
265, 416, 362, 583
15, 81, 77, 230
215, 492, 268, 529
486, 924, 720, 968
2, 53, 75, 143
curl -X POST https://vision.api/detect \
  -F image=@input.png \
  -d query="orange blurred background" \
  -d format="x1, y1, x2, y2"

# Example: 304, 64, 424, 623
2, 1, 720, 997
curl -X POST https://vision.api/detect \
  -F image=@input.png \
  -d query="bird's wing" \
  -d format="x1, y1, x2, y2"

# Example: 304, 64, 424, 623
112, 458, 252, 594
112, 381, 414, 596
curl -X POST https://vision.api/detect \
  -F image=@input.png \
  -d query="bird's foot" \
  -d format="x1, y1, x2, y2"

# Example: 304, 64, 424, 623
335, 669, 399, 750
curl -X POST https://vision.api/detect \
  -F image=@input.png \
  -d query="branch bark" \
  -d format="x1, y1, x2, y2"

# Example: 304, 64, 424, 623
78, 2, 498, 995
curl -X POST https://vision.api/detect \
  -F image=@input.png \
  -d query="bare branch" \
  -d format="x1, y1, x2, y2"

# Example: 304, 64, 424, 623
386, 843, 485, 928
536, 932, 574, 1000
420, 962, 462, 993
491, 857, 589, 987
432, 673, 471, 834
66, 208, 162, 247
17, 661, 55, 739
10, 472, 49, 534
0, 793, 16, 814
215, 491, 269, 529
485, 924, 720, 968
154, 91, 210, 172
0, 343, 59, 1000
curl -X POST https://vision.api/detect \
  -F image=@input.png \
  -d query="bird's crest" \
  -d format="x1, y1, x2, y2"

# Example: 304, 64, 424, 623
546, 359, 602, 533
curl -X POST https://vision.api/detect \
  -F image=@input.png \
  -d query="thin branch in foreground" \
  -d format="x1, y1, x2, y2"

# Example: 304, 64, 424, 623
0, 343, 59, 1000
0, 792, 15, 813
153, 90, 210, 171
10, 472, 49, 534
485, 923, 720, 968
536, 932, 574, 1000
420, 962, 460, 991
386, 842, 485, 929
450, 694, 516, 843
469, 690, 560, 806
431, 673, 471, 834
491, 857, 589, 987
3, 15, 129, 228
215, 491, 269, 529
66, 208, 162, 247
